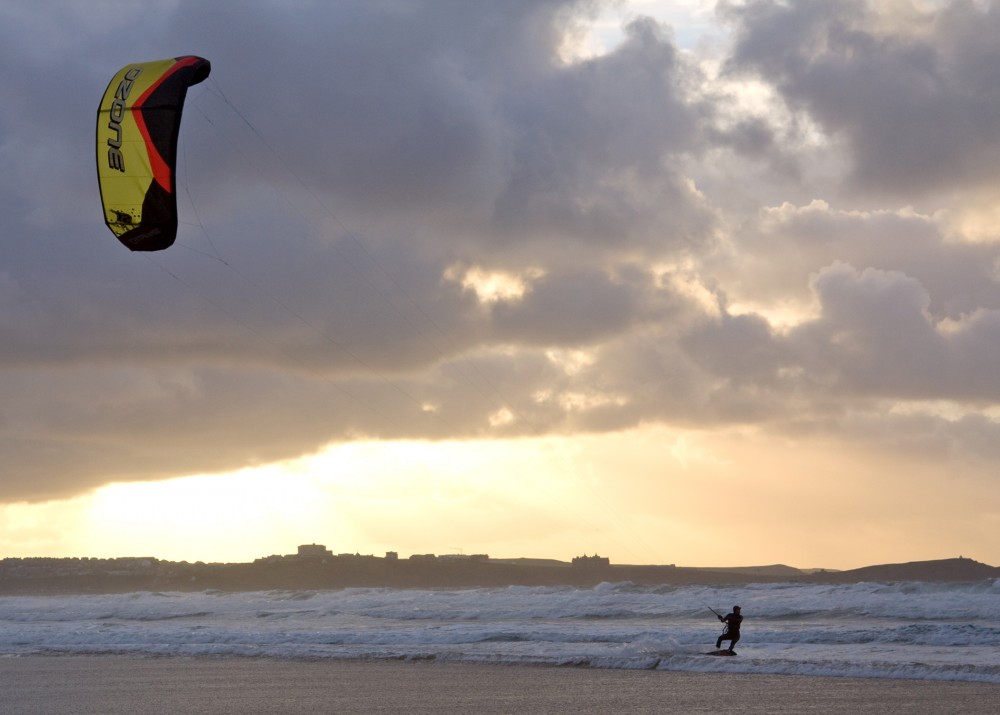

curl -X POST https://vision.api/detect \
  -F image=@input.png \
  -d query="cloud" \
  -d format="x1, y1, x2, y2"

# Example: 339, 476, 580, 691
490, 269, 638, 345
704, 200, 1000, 324
722, 0, 1000, 198
1, 1, 720, 500
683, 257, 1000, 403
2, 0, 999, 506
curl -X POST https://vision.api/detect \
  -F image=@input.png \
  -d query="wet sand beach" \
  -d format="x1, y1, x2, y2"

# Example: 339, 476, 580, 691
2, 657, 1000, 714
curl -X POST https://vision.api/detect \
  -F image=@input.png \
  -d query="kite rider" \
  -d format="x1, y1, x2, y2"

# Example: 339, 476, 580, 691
716, 605, 742, 653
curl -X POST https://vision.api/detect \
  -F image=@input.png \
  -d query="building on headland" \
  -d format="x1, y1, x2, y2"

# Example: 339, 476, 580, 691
572, 554, 610, 567
254, 544, 335, 564
297, 544, 333, 559
254, 545, 431, 565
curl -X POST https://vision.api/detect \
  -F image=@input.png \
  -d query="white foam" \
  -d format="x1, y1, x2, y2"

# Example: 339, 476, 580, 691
1, 581, 998, 682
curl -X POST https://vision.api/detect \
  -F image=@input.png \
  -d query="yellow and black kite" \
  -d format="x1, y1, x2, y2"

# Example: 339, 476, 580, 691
96, 56, 211, 251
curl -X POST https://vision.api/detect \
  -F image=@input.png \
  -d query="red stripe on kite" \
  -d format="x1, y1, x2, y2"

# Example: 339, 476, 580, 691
131, 57, 201, 193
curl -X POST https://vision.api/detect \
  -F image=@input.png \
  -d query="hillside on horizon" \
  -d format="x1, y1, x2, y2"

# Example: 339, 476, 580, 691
804, 557, 997, 583
2, 553, 996, 596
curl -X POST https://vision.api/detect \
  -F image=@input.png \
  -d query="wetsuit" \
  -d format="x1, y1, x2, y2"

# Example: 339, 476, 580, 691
716, 611, 742, 652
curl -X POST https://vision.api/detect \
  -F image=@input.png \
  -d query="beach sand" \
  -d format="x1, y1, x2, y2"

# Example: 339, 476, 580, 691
2, 656, 999, 714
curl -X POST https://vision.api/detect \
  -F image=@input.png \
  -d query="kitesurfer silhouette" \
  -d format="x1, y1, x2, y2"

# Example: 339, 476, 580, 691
715, 605, 742, 653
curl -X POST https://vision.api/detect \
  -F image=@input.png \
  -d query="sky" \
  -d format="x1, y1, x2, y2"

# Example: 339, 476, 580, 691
2, 0, 999, 569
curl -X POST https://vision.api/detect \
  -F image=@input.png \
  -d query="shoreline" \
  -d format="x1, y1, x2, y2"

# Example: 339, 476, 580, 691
3, 655, 1000, 714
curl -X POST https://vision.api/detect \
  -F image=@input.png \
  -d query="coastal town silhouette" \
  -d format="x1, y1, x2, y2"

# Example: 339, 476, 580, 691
1, 545, 994, 595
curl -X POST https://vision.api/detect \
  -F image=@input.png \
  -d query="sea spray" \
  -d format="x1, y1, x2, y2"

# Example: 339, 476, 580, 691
1, 581, 998, 682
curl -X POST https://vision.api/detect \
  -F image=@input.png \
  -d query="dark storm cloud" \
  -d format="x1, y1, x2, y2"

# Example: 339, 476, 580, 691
722, 0, 1000, 196
491, 269, 638, 345
175, 0, 715, 254
2, 0, 999, 503
0, 0, 721, 501
487, 15, 715, 249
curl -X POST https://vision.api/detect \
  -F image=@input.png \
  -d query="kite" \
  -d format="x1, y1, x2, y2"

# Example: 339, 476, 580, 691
96, 56, 211, 251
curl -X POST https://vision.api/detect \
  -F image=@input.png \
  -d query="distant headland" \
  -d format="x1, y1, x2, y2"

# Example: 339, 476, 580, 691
1, 544, 996, 595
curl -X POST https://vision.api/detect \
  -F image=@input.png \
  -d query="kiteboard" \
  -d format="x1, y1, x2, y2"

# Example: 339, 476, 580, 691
705, 649, 737, 656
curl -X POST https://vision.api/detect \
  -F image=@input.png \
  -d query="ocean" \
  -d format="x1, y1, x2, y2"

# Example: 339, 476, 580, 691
2, 580, 998, 683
